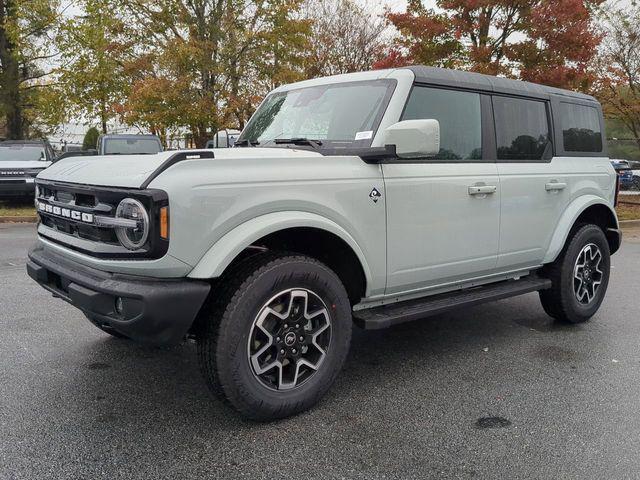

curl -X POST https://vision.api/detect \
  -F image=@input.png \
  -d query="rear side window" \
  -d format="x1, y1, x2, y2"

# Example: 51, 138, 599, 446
402, 86, 482, 160
560, 103, 603, 153
493, 96, 550, 161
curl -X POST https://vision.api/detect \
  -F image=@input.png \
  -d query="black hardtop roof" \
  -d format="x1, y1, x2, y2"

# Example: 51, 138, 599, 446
403, 66, 597, 103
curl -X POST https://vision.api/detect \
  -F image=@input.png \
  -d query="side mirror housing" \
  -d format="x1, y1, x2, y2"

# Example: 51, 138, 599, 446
382, 119, 440, 159
213, 129, 241, 148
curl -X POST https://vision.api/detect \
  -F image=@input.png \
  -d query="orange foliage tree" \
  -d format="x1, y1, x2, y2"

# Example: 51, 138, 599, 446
376, 0, 604, 90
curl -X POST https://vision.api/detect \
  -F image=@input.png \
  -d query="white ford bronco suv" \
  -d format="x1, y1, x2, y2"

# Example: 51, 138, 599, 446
27, 66, 621, 420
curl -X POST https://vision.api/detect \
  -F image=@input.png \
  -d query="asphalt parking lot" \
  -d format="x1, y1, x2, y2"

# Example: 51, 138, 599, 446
1, 223, 640, 479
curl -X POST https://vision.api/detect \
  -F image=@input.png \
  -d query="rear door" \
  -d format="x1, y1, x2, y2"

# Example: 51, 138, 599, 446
383, 85, 501, 295
493, 95, 571, 269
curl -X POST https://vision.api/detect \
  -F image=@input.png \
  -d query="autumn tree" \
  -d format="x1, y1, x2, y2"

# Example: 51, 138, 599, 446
0, 0, 59, 139
378, 0, 604, 90
115, 0, 310, 147
56, 0, 134, 134
301, 0, 389, 77
595, 4, 640, 150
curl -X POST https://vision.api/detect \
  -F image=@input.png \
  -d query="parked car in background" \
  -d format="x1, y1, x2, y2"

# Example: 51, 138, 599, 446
28, 66, 620, 421
62, 144, 83, 153
205, 129, 241, 148
0, 140, 55, 199
628, 161, 640, 190
55, 150, 98, 161
97, 134, 163, 155
611, 159, 635, 189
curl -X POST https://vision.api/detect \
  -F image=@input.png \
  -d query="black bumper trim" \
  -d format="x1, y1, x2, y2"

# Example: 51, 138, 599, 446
607, 227, 622, 255
0, 180, 35, 196
27, 246, 210, 345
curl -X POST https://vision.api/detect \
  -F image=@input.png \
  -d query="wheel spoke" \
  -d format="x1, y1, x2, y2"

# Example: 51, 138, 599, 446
573, 243, 605, 305
248, 288, 332, 391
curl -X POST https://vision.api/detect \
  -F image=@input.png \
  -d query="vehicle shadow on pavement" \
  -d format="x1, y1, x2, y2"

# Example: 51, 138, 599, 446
56, 291, 597, 430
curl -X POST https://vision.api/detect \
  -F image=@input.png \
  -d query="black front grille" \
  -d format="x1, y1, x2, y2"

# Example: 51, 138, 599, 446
37, 183, 120, 245
0, 179, 26, 184
35, 179, 169, 259
40, 215, 118, 243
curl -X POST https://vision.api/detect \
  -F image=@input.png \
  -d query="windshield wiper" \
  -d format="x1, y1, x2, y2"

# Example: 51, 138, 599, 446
274, 138, 323, 149
235, 139, 260, 147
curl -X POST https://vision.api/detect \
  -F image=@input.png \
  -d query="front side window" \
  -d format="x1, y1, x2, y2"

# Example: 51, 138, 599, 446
560, 103, 603, 153
493, 96, 550, 161
238, 80, 396, 148
402, 86, 482, 160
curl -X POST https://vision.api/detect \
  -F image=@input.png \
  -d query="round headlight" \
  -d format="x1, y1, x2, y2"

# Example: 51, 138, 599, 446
115, 198, 149, 250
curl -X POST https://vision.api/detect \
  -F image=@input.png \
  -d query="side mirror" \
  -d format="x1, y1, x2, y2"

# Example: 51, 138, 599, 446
213, 130, 232, 148
212, 129, 241, 148
382, 119, 440, 159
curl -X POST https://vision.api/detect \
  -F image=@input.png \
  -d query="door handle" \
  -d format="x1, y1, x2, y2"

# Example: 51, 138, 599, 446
545, 181, 567, 191
468, 185, 497, 195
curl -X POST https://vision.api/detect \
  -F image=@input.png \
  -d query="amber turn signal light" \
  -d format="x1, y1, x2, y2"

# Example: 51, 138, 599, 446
160, 206, 169, 239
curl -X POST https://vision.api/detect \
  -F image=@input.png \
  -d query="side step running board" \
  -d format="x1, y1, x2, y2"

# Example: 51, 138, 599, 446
353, 276, 552, 330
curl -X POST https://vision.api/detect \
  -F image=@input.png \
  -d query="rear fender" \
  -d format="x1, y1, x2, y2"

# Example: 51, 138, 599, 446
543, 195, 619, 263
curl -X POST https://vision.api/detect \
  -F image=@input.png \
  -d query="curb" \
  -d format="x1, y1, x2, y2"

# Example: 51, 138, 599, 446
0, 216, 37, 223
620, 219, 640, 228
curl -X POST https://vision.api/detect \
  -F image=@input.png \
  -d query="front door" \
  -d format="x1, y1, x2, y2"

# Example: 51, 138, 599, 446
383, 86, 501, 296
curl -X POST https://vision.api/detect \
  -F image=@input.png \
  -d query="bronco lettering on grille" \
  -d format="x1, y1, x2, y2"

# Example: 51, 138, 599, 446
37, 201, 94, 224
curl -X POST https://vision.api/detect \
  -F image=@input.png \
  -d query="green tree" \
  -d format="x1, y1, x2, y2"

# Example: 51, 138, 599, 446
116, 0, 310, 146
82, 126, 99, 150
595, 4, 640, 153
56, 0, 134, 134
0, 0, 59, 139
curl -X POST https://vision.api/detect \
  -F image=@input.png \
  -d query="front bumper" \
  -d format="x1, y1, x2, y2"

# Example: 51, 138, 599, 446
0, 179, 35, 196
27, 245, 210, 345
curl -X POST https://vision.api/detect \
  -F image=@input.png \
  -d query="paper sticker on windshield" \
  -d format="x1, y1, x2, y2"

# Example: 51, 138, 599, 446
355, 131, 373, 141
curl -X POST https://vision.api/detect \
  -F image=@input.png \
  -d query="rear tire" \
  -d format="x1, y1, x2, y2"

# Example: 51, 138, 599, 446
539, 224, 611, 324
197, 252, 352, 421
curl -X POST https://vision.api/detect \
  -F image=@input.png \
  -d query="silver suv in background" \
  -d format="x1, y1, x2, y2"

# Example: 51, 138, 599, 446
28, 66, 620, 420
0, 140, 56, 199
97, 134, 163, 155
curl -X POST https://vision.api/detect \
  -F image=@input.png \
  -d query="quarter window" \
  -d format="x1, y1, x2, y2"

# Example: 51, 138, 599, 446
560, 103, 603, 153
402, 86, 482, 160
493, 96, 550, 161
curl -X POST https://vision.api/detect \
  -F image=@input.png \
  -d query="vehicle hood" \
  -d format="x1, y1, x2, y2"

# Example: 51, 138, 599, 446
0, 161, 52, 170
36, 148, 324, 188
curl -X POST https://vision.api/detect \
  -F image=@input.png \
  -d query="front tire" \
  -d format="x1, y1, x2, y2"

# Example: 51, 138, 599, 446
197, 252, 352, 421
539, 224, 611, 323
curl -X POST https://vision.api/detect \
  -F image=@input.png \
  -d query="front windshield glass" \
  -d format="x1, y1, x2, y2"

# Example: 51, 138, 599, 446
0, 145, 46, 162
104, 138, 161, 155
238, 79, 396, 148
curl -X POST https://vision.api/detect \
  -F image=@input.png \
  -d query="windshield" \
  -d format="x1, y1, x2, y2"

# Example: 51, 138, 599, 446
238, 79, 396, 148
104, 138, 162, 155
0, 144, 46, 162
